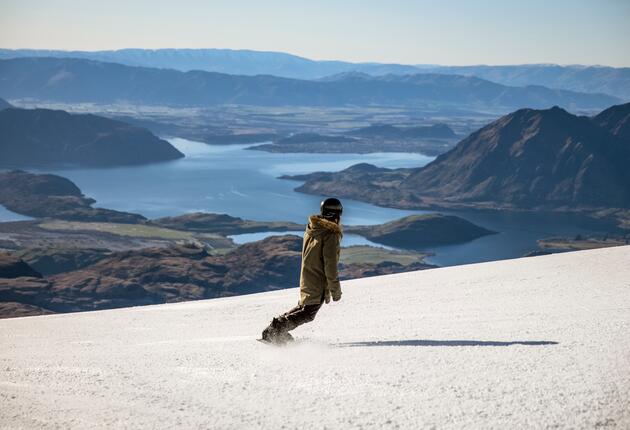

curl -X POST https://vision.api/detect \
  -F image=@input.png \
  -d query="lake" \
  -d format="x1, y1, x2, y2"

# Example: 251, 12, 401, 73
40, 138, 434, 224
34, 137, 602, 266
0, 205, 33, 222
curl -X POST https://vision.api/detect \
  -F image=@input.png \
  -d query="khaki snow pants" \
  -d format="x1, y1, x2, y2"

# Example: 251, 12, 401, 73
276, 302, 322, 332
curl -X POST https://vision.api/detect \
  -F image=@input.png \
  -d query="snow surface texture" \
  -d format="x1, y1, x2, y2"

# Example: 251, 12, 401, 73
1, 246, 629, 429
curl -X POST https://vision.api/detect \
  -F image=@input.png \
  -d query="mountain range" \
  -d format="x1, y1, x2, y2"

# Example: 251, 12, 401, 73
0, 58, 618, 110
0, 107, 183, 167
288, 102, 630, 211
1, 48, 628, 100
0, 48, 442, 80
425, 64, 630, 101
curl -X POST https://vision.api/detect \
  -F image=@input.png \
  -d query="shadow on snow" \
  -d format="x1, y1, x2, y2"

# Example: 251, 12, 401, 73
334, 339, 559, 347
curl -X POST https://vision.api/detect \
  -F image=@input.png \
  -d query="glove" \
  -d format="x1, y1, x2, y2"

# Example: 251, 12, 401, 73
324, 290, 331, 304
332, 291, 342, 302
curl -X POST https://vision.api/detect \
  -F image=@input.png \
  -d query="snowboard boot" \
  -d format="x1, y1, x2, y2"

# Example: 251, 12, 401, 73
275, 330, 294, 345
261, 317, 294, 345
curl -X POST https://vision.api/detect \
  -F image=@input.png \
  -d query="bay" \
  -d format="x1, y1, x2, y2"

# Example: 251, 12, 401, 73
43, 138, 434, 224
41, 137, 601, 266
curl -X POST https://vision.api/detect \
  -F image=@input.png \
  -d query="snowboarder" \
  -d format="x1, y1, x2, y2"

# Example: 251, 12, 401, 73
260, 197, 344, 344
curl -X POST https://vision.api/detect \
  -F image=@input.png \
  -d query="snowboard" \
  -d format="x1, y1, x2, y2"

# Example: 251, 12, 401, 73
257, 338, 295, 346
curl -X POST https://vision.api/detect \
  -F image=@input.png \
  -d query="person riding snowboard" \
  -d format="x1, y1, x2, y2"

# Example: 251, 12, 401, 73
261, 197, 343, 344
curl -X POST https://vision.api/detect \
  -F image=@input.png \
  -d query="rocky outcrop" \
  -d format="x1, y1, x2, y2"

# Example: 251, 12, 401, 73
13, 247, 111, 276
0, 253, 42, 278
0, 107, 183, 167
0, 301, 54, 318
0, 170, 146, 223
0, 277, 53, 318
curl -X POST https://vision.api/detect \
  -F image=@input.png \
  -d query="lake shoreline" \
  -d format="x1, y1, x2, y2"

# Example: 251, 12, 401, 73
0, 137, 608, 266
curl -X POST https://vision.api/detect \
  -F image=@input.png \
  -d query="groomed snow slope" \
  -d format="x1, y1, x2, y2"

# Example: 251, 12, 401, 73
1, 246, 629, 429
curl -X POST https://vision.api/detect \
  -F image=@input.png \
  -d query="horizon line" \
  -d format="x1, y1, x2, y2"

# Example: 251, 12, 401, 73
0, 46, 626, 69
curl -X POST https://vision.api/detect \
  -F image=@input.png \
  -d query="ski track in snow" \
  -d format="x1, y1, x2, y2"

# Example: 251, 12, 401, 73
1, 246, 629, 429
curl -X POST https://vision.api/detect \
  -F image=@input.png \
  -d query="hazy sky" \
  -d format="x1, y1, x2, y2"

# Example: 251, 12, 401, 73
1, 0, 629, 66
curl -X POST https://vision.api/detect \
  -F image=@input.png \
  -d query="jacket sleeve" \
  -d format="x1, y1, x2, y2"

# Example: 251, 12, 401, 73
322, 232, 342, 298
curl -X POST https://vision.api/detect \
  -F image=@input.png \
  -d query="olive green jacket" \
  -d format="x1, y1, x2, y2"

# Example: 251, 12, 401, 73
299, 214, 342, 306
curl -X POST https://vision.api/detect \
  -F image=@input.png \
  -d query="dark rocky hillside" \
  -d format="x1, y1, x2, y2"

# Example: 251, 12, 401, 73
592, 102, 630, 141
402, 106, 630, 208
0, 253, 42, 278
0, 107, 183, 167
13, 248, 111, 276
0, 237, 301, 317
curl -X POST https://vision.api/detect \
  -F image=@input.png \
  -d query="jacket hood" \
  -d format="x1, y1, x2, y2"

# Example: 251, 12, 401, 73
307, 214, 343, 238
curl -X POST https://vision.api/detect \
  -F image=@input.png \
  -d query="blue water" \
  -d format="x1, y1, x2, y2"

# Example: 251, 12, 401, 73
423, 210, 602, 266
0, 205, 33, 222
229, 231, 393, 249
39, 137, 602, 266
42, 138, 434, 225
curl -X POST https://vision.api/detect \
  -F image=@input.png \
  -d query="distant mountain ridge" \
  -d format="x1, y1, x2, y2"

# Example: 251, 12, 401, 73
426, 64, 630, 102
0, 58, 618, 110
288, 102, 630, 211
0, 107, 183, 167
0, 48, 627, 99
0, 48, 428, 79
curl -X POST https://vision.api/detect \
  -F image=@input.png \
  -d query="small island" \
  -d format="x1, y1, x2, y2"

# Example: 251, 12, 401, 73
346, 214, 495, 249
151, 212, 304, 235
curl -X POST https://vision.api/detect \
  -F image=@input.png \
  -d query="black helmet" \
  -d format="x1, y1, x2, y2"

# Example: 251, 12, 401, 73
320, 197, 343, 220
